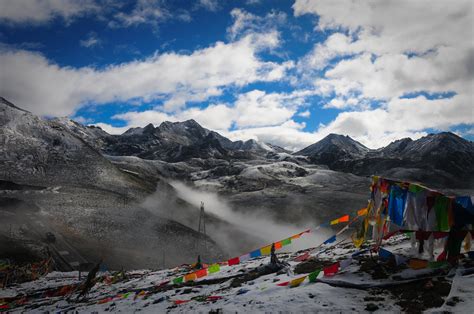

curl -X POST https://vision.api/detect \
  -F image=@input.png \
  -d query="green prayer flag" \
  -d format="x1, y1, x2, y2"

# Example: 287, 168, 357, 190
208, 264, 220, 274
173, 277, 184, 284
434, 195, 450, 231
281, 238, 292, 246
428, 261, 448, 269
408, 184, 424, 193
308, 269, 321, 283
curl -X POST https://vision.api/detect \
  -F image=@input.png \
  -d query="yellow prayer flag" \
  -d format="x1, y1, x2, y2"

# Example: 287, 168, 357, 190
290, 276, 307, 288
357, 208, 368, 216
330, 218, 339, 225
260, 245, 272, 255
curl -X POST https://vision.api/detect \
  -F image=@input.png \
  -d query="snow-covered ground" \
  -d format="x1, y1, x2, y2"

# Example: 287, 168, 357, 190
2, 234, 473, 313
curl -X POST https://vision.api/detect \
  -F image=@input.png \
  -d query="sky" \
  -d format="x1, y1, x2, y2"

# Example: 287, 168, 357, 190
0, 0, 473, 150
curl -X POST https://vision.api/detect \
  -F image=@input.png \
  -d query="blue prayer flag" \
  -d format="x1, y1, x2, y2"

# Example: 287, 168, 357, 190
323, 235, 336, 245
388, 185, 407, 226
250, 249, 261, 258
378, 248, 393, 260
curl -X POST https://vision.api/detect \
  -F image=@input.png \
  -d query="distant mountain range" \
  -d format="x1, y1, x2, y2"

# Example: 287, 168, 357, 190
1, 96, 473, 189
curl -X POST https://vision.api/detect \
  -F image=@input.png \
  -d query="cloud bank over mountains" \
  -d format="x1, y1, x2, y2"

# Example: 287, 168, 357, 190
0, 0, 472, 149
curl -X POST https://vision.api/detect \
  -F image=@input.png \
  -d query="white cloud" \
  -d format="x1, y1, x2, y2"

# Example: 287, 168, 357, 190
0, 32, 290, 116
0, 0, 99, 25
198, 0, 220, 12
227, 8, 287, 41
291, 0, 473, 147
79, 32, 101, 48
108, 0, 171, 28
297, 110, 310, 118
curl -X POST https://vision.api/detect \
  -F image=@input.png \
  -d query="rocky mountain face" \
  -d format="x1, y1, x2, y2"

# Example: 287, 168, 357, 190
73, 119, 273, 162
296, 132, 474, 188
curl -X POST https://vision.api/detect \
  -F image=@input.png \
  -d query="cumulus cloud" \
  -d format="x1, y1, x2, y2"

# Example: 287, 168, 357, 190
0, 0, 99, 25
0, 32, 290, 116
108, 0, 188, 28
291, 0, 473, 147
227, 8, 287, 41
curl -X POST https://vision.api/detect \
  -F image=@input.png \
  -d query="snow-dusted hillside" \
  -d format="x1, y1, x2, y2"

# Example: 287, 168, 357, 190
2, 234, 473, 313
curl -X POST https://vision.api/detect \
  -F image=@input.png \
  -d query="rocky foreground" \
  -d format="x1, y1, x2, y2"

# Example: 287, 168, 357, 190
1, 233, 473, 313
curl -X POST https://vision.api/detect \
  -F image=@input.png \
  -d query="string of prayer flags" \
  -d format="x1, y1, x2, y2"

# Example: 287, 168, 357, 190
208, 264, 220, 274
308, 269, 321, 282
290, 276, 307, 288
409, 259, 429, 270
227, 257, 240, 266
323, 262, 340, 277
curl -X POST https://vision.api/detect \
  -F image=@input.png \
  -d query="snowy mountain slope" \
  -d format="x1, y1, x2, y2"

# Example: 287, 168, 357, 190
2, 234, 473, 313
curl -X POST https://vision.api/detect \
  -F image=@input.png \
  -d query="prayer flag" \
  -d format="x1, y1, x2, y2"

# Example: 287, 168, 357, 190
184, 273, 196, 282
434, 195, 450, 231
121, 292, 131, 299
294, 251, 310, 262
394, 255, 408, 266
239, 253, 251, 262
378, 248, 393, 260
207, 296, 223, 301
208, 264, 220, 274
173, 300, 191, 305
357, 208, 368, 216
323, 262, 339, 277
339, 215, 350, 223
340, 258, 352, 269
290, 276, 307, 288
409, 259, 429, 270
228, 257, 240, 266
323, 235, 336, 245
276, 281, 290, 286
195, 268, 207, 278
308, 269, 321, 282
291, 233, 301, 240
281, 238, 292, 246
250, 249, 261, 258
428, 261, 448, 269
274, 241, 282, 250
330, 218, 339, 225
98, 297, 113, 304
260, 245, 272, 255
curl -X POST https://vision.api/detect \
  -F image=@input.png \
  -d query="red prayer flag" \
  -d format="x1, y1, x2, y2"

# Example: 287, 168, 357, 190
227, 257, 240, 266
275, 241, 282, 250
276, 281, 290, 286
294, 251, 310, 262
207, 296, 223, 301
323, 262, 340, 277
339, 215, 350, 223
174, 300, 191, 305
195, 268, 207, 278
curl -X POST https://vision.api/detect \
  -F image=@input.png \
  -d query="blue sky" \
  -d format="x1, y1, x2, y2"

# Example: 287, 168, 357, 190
0, 0, 472, 149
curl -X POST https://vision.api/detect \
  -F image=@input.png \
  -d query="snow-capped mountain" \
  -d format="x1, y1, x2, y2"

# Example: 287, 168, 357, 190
295, 132, 474, 188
